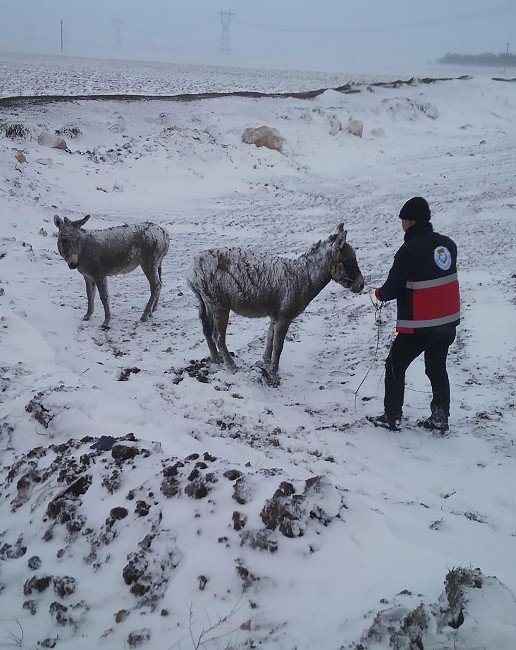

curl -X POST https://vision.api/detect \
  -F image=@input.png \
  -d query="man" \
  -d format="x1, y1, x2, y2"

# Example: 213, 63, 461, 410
368, 197, 460, 432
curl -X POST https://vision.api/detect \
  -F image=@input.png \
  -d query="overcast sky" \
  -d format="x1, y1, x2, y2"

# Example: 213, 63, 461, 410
0, 1, 514, 71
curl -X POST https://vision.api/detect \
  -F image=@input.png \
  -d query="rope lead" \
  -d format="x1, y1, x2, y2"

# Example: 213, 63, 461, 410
354, 292, 384, 407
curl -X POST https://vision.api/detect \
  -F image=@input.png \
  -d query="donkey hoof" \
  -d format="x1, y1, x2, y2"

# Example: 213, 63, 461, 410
83, 314, 92, 322
101, 323, 110, 331
266, 373, 281, 387
257, 364, 280, 387
140, 313, 150, 322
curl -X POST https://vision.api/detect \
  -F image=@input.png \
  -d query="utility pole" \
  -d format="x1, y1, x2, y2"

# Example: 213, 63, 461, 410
218, 9, 235, 56
503, 41, 509, 73
113, 19, 123, 50
60, 20, 64, 54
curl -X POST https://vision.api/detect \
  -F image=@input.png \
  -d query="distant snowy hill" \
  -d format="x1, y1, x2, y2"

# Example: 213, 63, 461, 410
0, 55, 515, 649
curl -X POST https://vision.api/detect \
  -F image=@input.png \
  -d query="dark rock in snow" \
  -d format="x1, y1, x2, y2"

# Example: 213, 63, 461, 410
127, 628, 151, 647
53, 575, 77, 598
224, 469, 243, 480
102, 469, 122, 494
0, 536, 27, 560
160, 464, 181, 498
235, 563, 260, 590
122, 534, 178, 608
111, 444, 139, 462
233, 476, 253, 505
46, 495, 87, 536
109, 506, 129, 521
90, 435, 116, 451
260, 483, 303, 538
184, 476, 211, 499
118, 367, 141, 381
135, 500, 151, 516
23, 575, 52, 596
115, 608, 130, 623
25, 394, 54, 428
240, 529, 278, 553
232, 510, 247, 531
23, 599, 37, 615
260, 476, 342, 538
49, 601, 70, 626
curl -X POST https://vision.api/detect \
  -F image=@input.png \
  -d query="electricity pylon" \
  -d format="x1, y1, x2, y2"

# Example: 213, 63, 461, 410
218, 10, 235, 56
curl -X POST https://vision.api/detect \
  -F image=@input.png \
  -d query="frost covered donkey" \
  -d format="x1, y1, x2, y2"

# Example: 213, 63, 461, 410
188, 224, 364, 377
53, 215, 170, 329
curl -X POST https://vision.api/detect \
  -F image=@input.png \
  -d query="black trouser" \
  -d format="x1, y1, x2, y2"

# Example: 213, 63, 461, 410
384, 326, 456, 420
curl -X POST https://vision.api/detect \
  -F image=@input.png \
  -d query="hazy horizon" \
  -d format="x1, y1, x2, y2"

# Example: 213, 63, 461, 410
0, 1, 514, 73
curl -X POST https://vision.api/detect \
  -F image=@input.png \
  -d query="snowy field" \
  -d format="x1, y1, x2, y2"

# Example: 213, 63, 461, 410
0, 54, 515, 649
0, 52, 376, 98
0, 51, 493, 98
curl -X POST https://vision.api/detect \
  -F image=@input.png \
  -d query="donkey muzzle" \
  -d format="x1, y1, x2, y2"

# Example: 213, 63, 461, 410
350, 274, 365, 293
334, 265, 364, 292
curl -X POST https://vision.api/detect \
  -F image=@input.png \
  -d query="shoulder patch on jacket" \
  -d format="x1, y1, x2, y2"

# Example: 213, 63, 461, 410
434, 246, 452, 270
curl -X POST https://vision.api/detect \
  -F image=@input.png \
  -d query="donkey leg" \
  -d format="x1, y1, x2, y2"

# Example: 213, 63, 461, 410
83, 277, 96, 321
141, 262, 162, 321
152, 263, 164, 313
95, 277, 111, 330
190, 285, 221, 363
263, 319, 275, 363
212, 307, 237, 371
199, 302, 221, 363
269, 319, 291, 375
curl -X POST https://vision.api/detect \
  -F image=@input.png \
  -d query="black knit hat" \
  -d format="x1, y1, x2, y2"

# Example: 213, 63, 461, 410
399, 196, 431, 222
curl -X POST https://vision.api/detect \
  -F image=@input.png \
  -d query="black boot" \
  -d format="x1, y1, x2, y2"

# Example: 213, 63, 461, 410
417, 408, 449, 433
367, 413, 401, 432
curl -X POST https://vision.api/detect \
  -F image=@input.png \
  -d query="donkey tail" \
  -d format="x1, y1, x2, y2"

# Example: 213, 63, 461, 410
188, 280, 214, 339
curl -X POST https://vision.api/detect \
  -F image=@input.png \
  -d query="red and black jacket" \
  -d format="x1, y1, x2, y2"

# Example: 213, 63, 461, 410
375, 222, 460, 334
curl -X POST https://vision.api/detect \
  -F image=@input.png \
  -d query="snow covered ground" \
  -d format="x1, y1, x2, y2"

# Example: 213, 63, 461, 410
0, 52, 376, 98
0, 54, 515, 649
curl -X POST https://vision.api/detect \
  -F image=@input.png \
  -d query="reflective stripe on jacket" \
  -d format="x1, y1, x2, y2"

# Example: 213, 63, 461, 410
396, 273, 461, 333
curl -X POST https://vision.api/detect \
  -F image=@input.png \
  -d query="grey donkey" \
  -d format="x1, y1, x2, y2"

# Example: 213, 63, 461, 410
188, 224, 364, 378
53, 215, 170, 329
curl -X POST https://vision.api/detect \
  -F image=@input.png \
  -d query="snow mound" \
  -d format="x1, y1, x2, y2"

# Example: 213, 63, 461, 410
351, 567, 516, 650
0, 435, 346, 648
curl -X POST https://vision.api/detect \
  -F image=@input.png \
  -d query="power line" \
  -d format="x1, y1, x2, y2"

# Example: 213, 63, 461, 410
237, 3, 516, 35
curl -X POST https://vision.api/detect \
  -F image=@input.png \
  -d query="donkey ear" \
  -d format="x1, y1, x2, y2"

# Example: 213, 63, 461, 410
336, 222, 345, 233
71, 214, 90, 229
335, 229, 348, 248
53, 215, 63, 229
